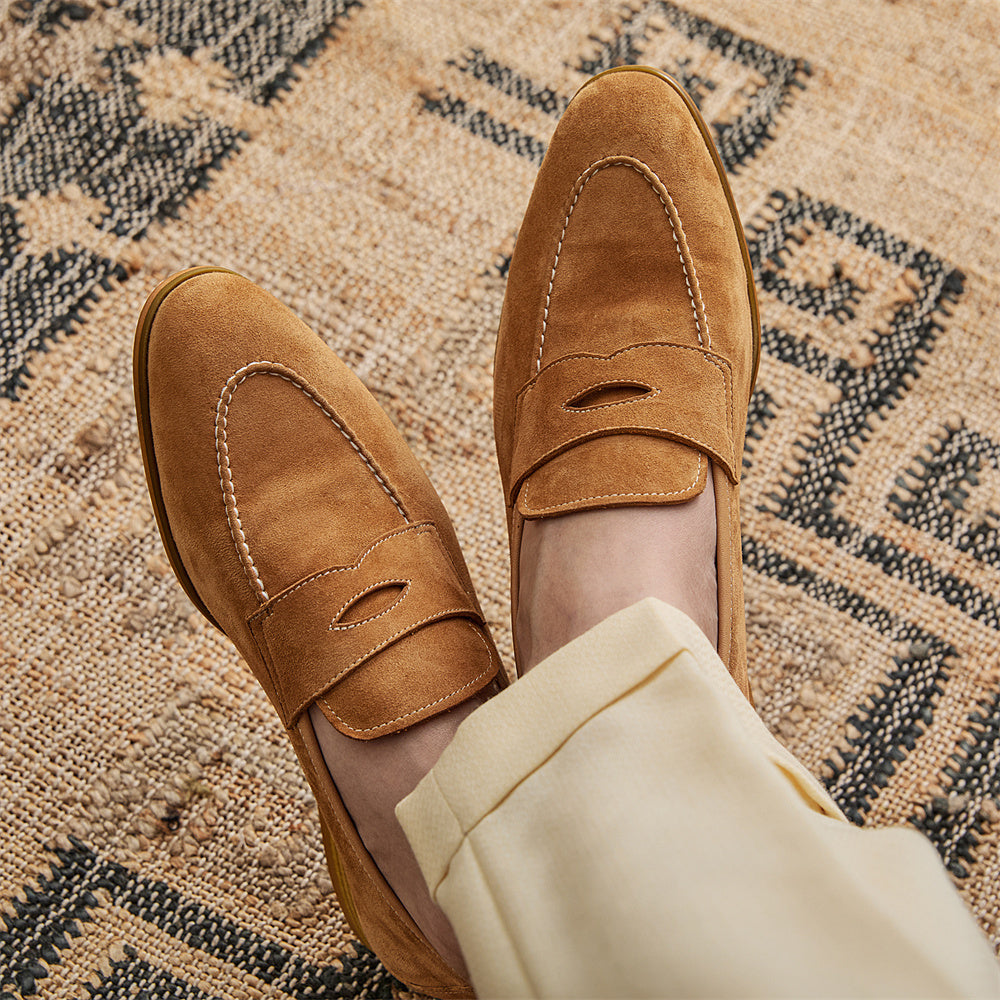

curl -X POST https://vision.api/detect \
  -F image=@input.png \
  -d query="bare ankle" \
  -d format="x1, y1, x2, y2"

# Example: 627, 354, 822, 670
308, 703, 476, 977
517, 465, 719, 672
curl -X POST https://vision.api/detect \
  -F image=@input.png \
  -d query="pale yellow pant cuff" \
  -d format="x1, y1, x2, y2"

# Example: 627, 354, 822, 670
397, 598, 1000, 998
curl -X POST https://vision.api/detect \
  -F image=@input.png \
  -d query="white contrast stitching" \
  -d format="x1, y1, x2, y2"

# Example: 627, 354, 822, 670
319, 608, 477, 691
520, 341, 724, 405
522, 419, 726, 484
319, 621, 497, 735
521, 453, 703, 513
216, 380, 268, 602
538, 154, 709, 373
215, 361, 408, 602
512, 344, 733, 498
249, 524, 434, 615
702, 353, 736, 446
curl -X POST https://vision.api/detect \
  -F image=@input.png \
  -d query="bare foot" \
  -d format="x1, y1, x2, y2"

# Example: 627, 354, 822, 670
310, 697, 487, 978
517, 464, 719, 672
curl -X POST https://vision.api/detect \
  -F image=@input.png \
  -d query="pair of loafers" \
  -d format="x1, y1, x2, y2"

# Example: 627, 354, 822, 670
133, 67, 759, 997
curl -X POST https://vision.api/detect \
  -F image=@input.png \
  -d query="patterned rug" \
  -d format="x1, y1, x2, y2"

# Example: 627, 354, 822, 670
4, 0, 1000, 995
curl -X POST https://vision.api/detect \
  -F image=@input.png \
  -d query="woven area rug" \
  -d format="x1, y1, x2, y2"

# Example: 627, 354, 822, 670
4, 0, 1000, 995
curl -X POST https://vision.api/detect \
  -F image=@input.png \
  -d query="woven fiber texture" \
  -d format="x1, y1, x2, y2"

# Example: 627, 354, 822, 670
3, 0, 1000, 995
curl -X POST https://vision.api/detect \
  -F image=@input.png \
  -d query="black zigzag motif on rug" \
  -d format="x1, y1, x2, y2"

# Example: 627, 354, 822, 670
86, 957, 214, 1000
421, 0, 809, 170
746, 191, 969, 601
743, 191, 972, 825
891, 426, 1000, 876
420, 48, 563, 163
116, 0, 364, 105
889, 424, 1000, 569
0, 0, 362, 400
744, 538, 956, 825
743, 387, 777, 473
576, 0, 810, 170
0, 838, 398, 998
910, 689, 1000, 878
420, 89, 549, 165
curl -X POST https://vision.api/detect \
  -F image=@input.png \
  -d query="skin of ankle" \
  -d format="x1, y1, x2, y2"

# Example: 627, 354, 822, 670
517, 463, 719, 671
308, 702, 476, 978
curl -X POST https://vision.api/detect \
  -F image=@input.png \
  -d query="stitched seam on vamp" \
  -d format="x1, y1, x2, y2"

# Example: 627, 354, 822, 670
538, 155, 707, 373
522, 418, 721, 488
701, 353, 736, 469
521, 453, 702, 513
321, 622, 496, 735
321, 608, 477, 690
328, 580, 410, 631
281, 607, 479, 718
253, 524, 434, 614
217, 362, 409, 601
216, 373, 269, 602
660, 171, 711, 350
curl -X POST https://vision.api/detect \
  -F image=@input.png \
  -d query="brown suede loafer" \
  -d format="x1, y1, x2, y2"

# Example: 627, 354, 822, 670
134, 267, 503, 998
494, 67, 760, 699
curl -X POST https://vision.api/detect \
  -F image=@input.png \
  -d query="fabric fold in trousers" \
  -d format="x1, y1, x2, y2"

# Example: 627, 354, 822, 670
396, 598, 1000, 998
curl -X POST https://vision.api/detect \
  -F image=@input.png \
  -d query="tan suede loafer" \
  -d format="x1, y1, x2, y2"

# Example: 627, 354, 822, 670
134, 267, 503, 998
494, 67, 760, 699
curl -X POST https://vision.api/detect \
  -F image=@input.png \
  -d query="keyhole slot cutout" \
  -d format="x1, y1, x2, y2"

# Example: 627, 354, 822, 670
330, 581, 409, 630
564, 381, 657, 411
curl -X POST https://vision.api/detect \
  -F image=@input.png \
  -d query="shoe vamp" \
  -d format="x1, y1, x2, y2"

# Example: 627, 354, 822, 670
223, 371, 406, 598
540, 161, 704, 365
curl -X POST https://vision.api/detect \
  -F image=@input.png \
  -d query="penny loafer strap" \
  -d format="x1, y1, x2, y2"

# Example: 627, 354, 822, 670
247, 522, 493, 732
508, 341, 739, 507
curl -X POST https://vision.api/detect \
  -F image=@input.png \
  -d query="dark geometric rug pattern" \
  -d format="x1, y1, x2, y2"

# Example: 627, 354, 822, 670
4, 1, 999, 997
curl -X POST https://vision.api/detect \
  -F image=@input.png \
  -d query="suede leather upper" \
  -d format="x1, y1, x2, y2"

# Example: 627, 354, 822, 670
508, 341, 740, 509
494, 68, 759, 697
141, 271, 500, 740
135, 268, 497, 997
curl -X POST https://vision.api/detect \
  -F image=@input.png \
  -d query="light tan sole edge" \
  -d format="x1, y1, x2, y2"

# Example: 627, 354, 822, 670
132, 265, 233, 630
320, 816, 372, 948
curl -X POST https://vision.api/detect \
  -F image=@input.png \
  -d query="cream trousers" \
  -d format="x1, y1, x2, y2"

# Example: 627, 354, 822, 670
396, 598, 1000, 998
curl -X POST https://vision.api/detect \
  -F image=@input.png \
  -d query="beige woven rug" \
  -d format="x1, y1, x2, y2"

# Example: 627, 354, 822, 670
4, 0, 1000, 995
